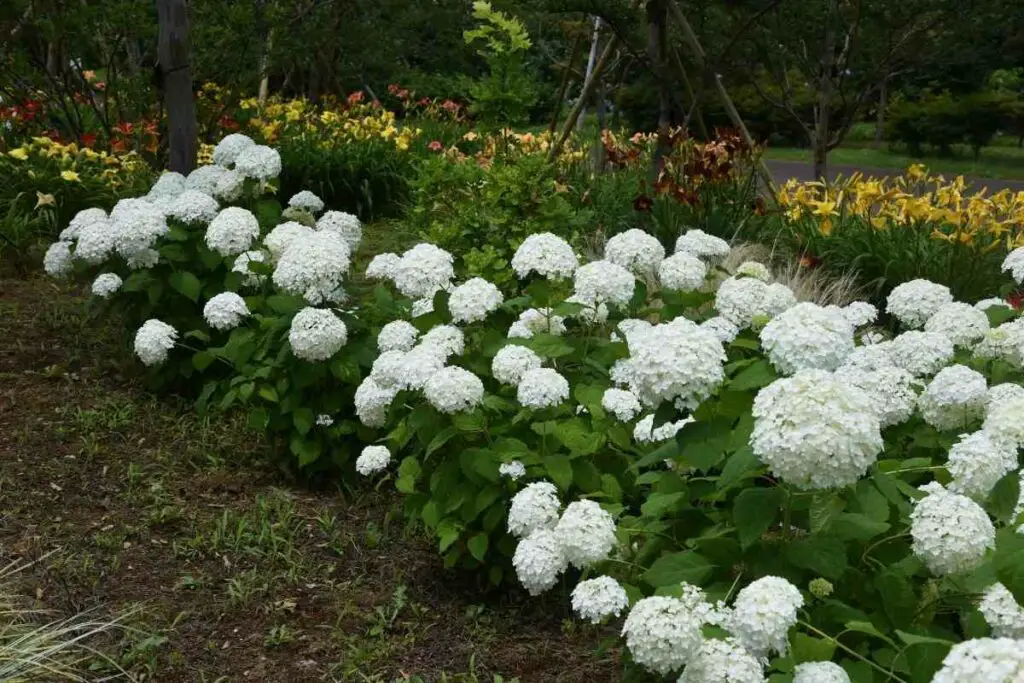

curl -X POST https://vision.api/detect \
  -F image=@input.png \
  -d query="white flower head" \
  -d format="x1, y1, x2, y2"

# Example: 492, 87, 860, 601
491, 344, 543, 386
420, 324, 464, 359
888, 330, 955, 376
554, 500, 616, 568
289, 190, 325, 215
111, 199, 168, 259
185, 164, 228, 195
984, 386, 1024, 449
573, 260, 636, 306
397, 344, 447, 391
499, 460, 526, 480
272, 231, 351, 305
91, 272, 122, 298
449, 277, 504, 324
214, 168, 245, 202
356, 445, 391, 476
511, 232, 578, 280
659, 252, 708, 291
316, 210, 362, 249
715, 276, 770, 328
354, 377, 398, 427
288, 307, 347, 361
44, 241, 74, 277
602, 388, 642, 422
424, 367, 484, 414
726, 576, 804, 657
234, 144, 282, 181
508, 308, 566, 339
508, 481, 561, 538
1002, 246, 1024, 284
203, 292, 249, 331
512, 528, 567, 596
678, 637, 766, 683
517, 367, 570, 409
60, 207, 107, 241
760, 302, 855, 374
910, 482, 995, 576
315, 414, 334, 427
925, 301, 990, 348
212, 133, 255, 167
931, 638, 1024, 683
675, 229, 730, 264
570, 576, 630, 624
793, 661, 851, 683
621, 596, 705, 675
612, 318, 653, 345
837, 367, 918, 428
134, 319, 178, 366
264, 221, 315, 261
166, 190, 219, 224
633, 414, 693, 444
377, 320, 419, 353
700, 316, 741, 344
565, 293, 609, 325
886, 279, 953, 329
760, 283, 798, 319
206, 207, 260, 257
842, 301, 878, 328
232, 250, 268, 288
839, 343, 895, 372
980, 584, 1024, 639
604, 228, 665, 277
974, 320, 1024, 367
365, 252, 400, 281
149, 171, 186, 197
947, 430, 1018, 501
917, 364, 988, 431
393, 243, 455, 299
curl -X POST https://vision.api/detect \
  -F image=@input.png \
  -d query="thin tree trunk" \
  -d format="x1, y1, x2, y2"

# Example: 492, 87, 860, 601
647, 0, 672, 173
548, 31, 585, 136
258, 29, 274, 104
812, 0, 838, 180
873, 77, 887, 148
670, 47, 709, 139
156, 0, 197, 173
548, 37, 619, 162
576, 17, 602, 130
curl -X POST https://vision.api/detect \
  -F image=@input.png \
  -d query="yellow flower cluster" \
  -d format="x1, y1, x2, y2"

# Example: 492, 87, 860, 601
777, 165, 1024, 252
473, 128, 585, 165
5, 136, 148, 190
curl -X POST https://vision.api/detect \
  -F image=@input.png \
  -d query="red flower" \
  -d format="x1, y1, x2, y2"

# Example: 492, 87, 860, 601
798, 253, 822, 269
417, 97, 431, 107
633, 195, 654, 212
387, 84, 400, 95
219, 115, 240, 132
347, 91, 365, 105
441, 100, 459, 112
80, 133, 97, 148
114, 121, 134, 135
1007, 291, 1024, 311
427, 140, 444, 152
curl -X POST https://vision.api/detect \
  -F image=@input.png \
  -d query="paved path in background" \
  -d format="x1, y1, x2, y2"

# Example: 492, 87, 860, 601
765, 159, 1024, 193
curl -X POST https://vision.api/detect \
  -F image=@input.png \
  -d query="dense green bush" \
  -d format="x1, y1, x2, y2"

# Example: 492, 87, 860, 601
886, 90, 1013, 156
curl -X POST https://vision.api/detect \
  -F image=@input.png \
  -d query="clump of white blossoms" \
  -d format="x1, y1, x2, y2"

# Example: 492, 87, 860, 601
393, 243, 455, 299
675, 229, 730, 264
983, 386, 1024, 449
838, 367, 918, 428
840, 343, 894, 372
184, 164, 228, 196
508, 481, 561, 538
421, 324, 464, 359
1003, 246, 1024, 284
365, 252, 400, 281
73, 216, 116, 264
621, 595, 705, 675
234, 144, 282, 181
931, 637, 1024, 683
886, 279, 953, 329
166, 190, 219, 225
111, 198, 168, 259
612, 318, 653, 344
633, 414, 692, 444
288, 307, 347, 362
212, 133, 255, 167
396, 344, 447, 390
288, 190, 325, 215
573, 260, 636, 306
974, 319, 1024, 367
517, 367, 570, 409
377, 320, 419, 353
678, 637, 766, 683
714, 276, 771, 328
980, 584, 1024, 639
726, 575, 804, 657
565, 293, 609, 325
570, 576, 630, 624
203, 292, 250, 331
370, 350, 410, 389
272, 231, 351, 304
735, 260, 771, 281
760, 302, 854, 374
91, 272, 122, 299
499, 460, 526, 480
448, 277, 504, 324
508, 307, 566, 338
316, 210, 362, 249
424, 367, 484, 414
700, 316, 740, 344
604, 228, 665, 277
602, 388, 642, 422
511, 232, 578, 280
888, 330, 955, 376
659, 252, 708, 291
43, 241, 73, 277
616, 319, 725, 409
264, 221, 315, 260
134, 319, 178, 366
232, 250, 268, 288
512, 528, 567, 596
355, 445, 391, 476
354, 377, 398, 427
554, 500, 616, 568
842, 301, 878, 328
61, 207, 107, 241
792, 661, 850, 683
917, 364, 988, 431
947, 430, 1018, 500
491, 344, 543, 386
910, 482, 995, 576
924, 301, 990, 348
752, 370, 882, 489
205, 207, 261, 257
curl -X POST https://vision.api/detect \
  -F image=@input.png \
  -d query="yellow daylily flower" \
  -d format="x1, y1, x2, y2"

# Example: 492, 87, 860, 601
35, 191, 56, 208
60, 170, 81, 182
8, 147, 29, 160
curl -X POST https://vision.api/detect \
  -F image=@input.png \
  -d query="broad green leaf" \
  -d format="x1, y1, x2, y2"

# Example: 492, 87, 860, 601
641, 492, 688, 517
844, 620, 897, 648
854, 480, 890, 523
729, 358, 778, 391
289, 435, 321, 467
396, 457, 422, 494
426, 426, 458, 457
717, 447, 763, 491
994, 528, 1024, 604
988, 469, 1021, 524
642, 551, 713, 587
421, 501, 441, 528
467, 533, 489, 562
809, 492, 846, 534
831, 513, 890, 541
895, 630, 954, 647
258, 385, 278, 402
529, 333, 574, 358
292, 407, 314, 436
733, 487, 783, 549
786, 535, 848, 580
545, 455, 573, 490
876, 569, 917, 629
791, 633, 836, 664
169, 271, 202, 301
192, 350, 215, 371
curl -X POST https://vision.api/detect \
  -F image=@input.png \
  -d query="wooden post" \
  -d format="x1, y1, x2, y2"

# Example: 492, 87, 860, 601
156, 0, 197, 174
548, 37, 619, 162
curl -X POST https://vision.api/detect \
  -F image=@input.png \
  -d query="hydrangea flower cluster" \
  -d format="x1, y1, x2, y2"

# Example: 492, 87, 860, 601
491, 344, 543, 386
760, 302, 854, 374
511, 232, 578, 280
675, 229, 730, 264
356, 445, 391, 475
886, 279, 953, 329
931, 638, 1024, 683
203, 292, 250, 331
1002, 246, 1024, 284
316, 210, 362, 249
134, 319, 178, 366
910, 482, 995, 576
573, 260, 636, 306
423, 366, 484, 414
659, 252, 708, 291
604, 228, 665, 277
570, 576, 630, 624
288, 307, 348, 362
448, 277, 504, 324
980, 584, 1024, 639
917, 364, 988, 431
924, 301, 990, 348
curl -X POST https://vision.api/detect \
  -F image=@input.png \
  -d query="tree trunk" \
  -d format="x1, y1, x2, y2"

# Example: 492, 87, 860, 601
258, 29, 274, 105
156, 0, 197, 174
812, 0, 838, 181
873, 77, 887, 148
647, 0, 672, 174
576, 16, 602, 130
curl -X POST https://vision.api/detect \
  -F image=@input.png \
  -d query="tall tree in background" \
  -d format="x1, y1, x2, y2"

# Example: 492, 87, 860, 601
156, 0, 196, 172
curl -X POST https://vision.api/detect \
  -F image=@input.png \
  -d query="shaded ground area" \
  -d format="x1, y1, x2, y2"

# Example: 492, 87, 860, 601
765, 159, 1024, 193
0, 276, 617, 682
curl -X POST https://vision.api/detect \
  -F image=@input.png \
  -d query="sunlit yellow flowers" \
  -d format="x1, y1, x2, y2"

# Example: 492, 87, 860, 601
8, 148, 28, 160
60, 170, 81, 182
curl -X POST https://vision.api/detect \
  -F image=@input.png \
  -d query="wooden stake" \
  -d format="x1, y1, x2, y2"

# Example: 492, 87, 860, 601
548, 36, 619, 163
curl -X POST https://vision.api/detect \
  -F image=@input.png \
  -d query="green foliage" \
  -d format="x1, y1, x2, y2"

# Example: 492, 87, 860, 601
461, 1, 538, 125
887, 90, 1015, 157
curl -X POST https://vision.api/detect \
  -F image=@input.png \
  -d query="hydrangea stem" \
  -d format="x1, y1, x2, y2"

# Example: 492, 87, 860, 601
798, 620, 909, 683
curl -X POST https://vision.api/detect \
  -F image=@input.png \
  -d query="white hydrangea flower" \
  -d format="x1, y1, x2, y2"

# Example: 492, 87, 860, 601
678, 637, 766, 683
659, 252, 708, 291
888, 330, 955, 376
760, 283, 798, 319
931, 638, 1024, 683
980, 584, 1024, 639
232, 250, 268, 288
126, 247, 159, 270
316, 210, 362, 249
604, 228, 665, 277
760, 303, 854, 374
751, 370, 882, 490
205, 207, 260, 257
356, 445, 391, 476
377, 320, 419, 353
886, 279, 953, 329
185, 164, 228, 195
166, 190, 219, 224
517, 368, 570, 409
989, 383, 1024, 407
726, 576, 804, 657
561, 293, 607, 325
508, 481, 561, 538
354, 376, 398, 427
149, 171, 186, 197
365, 252, 400, 281
602, 388, 642, 422
370, 350, 408, 389
421, 324, 464, 359
214, 168, 245, 202
984, 386, 1024, 449
511, 232, 578, 280
621, 596, 705, 675
612, 318, 653, 345
272, 231, 351, 305
715, 276, 770, 328
491, 344, 543, 386
842, 301, 878, 328
1003, 247, 1024, 284
393, 243, 455, 299
554, 500, 616, 568
499, 460, 526, 480
315, 414, 334, 427
616, 319, 725, 409
203, 292, 249, 331
918, 364, 988, 431
43, 241, 73, 277
735, 260, 772, 282
570, 576, 629, 624
974, 320, 1024, 367
396, 345, 447, 391
924, 301, 990, 348
60, 207, 107, 241
264, 221, 315, 261
212, 133, 255, 167
424, 367, 484, 414
675, 229, 730, 264
91, 272, 122, 299
449, 277, 504, 324
573, 260, 636, 306
837, 367, 918, 428
288, 190, 325, 214
512, 529, 567, 596
792, 661, 850, 683
508, 308, 566, 339
977, 297, 1012, 311
111, 199, 168, 259
700, 316, 740, 344
633, 414, 693, 444
947, 430, 1018, 501
134, 319, 178, 366
839, 343, 895, 372
910, 482, 994, 576
234, 144, 282, 181
288, 307, 347, 361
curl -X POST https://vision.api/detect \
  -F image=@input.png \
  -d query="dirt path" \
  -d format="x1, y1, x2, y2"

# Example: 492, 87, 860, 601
0, 276, 616, 682
765, 159, 1024, 193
